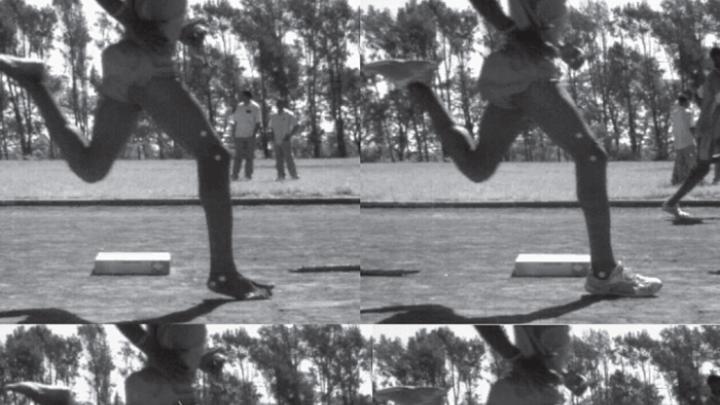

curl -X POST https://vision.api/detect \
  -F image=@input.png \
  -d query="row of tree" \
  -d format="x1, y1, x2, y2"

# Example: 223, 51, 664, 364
0, 0, 364, 161
371, 325, 720, 405
0, 325, 371, 405
360, 0, 720, 163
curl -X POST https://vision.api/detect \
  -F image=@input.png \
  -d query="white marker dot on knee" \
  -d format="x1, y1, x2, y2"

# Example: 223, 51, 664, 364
214, 154, 222, 161
200, 130, 207, 137
589, 155, 598, 162
575, 132, 583, 139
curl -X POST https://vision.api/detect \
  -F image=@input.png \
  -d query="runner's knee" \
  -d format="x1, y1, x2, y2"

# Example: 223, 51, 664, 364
197, 141, 230, 167
693, 160, 711, 177
464, 159, 501, 183
197, 142, 230, 194
574, 140, 607, 165
70, 153, 114, 183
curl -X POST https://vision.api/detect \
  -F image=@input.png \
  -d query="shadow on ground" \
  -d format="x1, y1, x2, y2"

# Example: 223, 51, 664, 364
361, 295, 621, 323
0, 298, 237, 324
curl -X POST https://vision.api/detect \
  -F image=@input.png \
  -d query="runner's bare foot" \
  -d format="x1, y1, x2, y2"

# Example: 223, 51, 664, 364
207, 272, 273, 300
4, 382, 74, 405
0, 55, 46, 86
364, 59, 437, 88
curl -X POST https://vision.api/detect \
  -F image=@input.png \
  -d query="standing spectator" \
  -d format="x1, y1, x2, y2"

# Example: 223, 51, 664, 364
227, 90, 261, 181
269, 99, 300, 181
664, 47, 720, 220
670, 94, 696, 185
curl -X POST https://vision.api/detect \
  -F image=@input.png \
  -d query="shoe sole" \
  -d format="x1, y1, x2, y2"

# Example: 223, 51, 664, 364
585, 282, 662, 297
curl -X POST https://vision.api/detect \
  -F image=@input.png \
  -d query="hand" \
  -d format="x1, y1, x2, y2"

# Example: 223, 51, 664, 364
562, 371, 588, 396
560, 43, 585, 70
510, 355, 562, 387
507, 28, 557, 59
147, 347, 190, 382
181, 19, 208, 49
199, 348, 226, 377
125, 15, 168, 52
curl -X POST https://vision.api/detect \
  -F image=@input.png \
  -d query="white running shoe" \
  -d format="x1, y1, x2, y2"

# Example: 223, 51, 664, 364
662, 200, 701, 223
584, 264, 662, 297
662, 200, 692, 218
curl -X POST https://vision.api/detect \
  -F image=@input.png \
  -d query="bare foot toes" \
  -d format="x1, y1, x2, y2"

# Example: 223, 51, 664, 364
207, 273, 274, 300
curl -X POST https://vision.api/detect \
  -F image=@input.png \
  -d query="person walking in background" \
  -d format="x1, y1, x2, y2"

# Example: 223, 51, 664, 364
670, 94, 696, 185
269, 99, 300, 181
664, 47, 720, 220
227, 90, 261, 181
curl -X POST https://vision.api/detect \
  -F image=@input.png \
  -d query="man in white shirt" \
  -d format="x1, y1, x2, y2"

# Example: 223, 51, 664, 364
664, 47, 720, 219
670, 94, 696, 185
228, 90, 261, 180
269, 99, 300, 180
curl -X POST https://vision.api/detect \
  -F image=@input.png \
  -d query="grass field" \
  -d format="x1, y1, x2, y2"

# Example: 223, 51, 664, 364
361, 161, 720, 202
0, 158, 359, 200
360, 207, 720, 324
1, 205, 359, 323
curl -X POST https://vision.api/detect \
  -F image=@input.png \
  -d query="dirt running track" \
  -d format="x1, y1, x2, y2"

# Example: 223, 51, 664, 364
361, 207, 720, 324
1, 206, 359, 323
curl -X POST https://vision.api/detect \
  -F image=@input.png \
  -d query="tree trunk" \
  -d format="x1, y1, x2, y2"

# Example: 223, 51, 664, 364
8, 84, 30, 157
328, 58, 347, 157
626, 93, 638, 157
260, 71, 271, 158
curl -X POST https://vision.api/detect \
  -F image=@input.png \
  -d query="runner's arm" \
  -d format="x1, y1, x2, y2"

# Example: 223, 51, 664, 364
468, 0, 516, 32
474, 325, 522, 360
180, 19, 208, 48
96, 0, 168, 50
117, 324, 190, 379
285, 122, 300, 141
95, 0, 136, 26
117, 323, 159, 356
469, 0, 557, 59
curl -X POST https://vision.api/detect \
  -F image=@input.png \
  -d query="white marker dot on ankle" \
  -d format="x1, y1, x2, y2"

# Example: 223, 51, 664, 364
597, 271, 606, 278
575, 133, 583, 139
